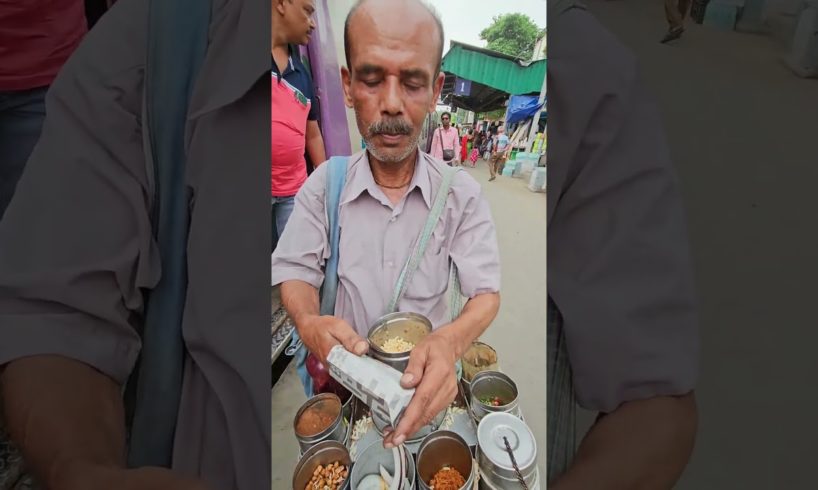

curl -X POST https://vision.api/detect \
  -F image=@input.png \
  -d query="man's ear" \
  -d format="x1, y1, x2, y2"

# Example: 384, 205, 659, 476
430, 71, 445, 113
341, 66, 353, 109
274, 0, 287, 16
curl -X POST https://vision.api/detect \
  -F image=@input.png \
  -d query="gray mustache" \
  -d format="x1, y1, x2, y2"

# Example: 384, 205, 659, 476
368, 119, 413, 136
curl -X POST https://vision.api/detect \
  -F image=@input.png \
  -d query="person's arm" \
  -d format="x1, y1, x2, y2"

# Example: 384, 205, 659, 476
453, 131, 461, 163
305, 120, 327, 168
550, 394, 697, 490
547, 7, 699, 487
281, 280, 368, 362
0, 1, 207, 488
1, 359, 209, 490
271, 163, 367, 361
383, 292, 499, 448
429, 128, 442, 159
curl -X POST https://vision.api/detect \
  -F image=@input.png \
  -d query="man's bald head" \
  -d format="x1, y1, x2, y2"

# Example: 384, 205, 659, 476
343, 0, 445, 74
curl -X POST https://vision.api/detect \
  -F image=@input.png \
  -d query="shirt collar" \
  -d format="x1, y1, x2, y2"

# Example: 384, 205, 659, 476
189, 0, 270, 118
342, 150, 433, 209
271, 44, 299, 77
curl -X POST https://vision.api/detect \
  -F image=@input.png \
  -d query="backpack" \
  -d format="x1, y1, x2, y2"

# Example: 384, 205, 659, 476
124, 0, 211, 468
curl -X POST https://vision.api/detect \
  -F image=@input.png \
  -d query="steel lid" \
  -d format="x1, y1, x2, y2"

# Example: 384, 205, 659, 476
477, 412, 537, 471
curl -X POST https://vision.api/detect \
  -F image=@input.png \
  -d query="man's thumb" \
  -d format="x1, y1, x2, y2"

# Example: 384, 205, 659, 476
400, 347, 427, 388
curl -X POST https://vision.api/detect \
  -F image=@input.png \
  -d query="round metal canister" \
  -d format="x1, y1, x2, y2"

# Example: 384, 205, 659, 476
416, 430, 476, 490
461, 342, 499, 383
349, 440, 416, 489
367, 312, 433, 372
292, 440, 351, 490
476, 413, 537, 489
371, 406, 447, 445
469, 371, 519, 422
293, 393, 346, 454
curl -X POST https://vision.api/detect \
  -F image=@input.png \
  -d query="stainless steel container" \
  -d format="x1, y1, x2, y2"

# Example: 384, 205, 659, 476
461, 341, 499, 383
292, 440, 351, 490
416, 430, 476, 490
476, 413, 537, 489
294, 393, 346, 454
367, 312, 433, 372
349, 440, 416, 489
371, 405, 447, 445
469, 371, 519, 422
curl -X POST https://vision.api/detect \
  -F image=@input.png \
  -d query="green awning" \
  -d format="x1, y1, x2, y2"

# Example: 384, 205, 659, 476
441, 41, 546, 96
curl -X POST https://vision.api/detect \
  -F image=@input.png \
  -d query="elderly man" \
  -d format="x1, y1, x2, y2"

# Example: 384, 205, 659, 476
271, 0, 501, 448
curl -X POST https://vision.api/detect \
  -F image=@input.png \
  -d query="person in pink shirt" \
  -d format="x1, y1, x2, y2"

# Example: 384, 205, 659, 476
272, 0, 327, 252
429, 111, 460, 166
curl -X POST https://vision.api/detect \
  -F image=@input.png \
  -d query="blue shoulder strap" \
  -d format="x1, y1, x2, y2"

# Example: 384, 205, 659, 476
319, 156, 349, 316
286, 157, 348, 397
126, 0, 210, 468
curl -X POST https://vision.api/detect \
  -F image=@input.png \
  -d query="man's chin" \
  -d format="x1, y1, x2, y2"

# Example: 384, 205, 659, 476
367, 145, 416, 164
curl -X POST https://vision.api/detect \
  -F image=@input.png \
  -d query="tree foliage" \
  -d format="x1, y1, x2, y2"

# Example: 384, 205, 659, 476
479, 13, 542, 60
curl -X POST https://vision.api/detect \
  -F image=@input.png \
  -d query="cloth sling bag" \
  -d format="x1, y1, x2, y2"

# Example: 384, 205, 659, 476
287, 160, 464, 396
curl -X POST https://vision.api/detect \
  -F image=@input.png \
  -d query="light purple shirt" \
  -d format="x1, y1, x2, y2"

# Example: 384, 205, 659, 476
271, 150, 501, 336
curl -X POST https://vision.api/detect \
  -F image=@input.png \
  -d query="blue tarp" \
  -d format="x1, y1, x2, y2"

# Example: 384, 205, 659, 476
506, 95, 545, 124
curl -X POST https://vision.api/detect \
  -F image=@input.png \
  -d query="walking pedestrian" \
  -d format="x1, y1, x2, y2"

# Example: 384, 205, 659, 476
488, 126, 510, 181
429, 111, 460, 165
460, 128, 471, 165
661, 0, 692, 43
272, 0, 327, 252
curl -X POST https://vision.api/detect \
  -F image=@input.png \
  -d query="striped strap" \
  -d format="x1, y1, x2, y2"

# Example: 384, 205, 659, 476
387, 166, 461, 314
547, 297, 576, 483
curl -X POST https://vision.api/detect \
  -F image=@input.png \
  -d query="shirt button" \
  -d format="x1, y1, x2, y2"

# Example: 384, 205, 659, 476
388, 261, 394, 267
389, 216, 397, 222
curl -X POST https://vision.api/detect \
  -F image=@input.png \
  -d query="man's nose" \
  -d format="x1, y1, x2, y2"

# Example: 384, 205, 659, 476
381, 77, 403, 116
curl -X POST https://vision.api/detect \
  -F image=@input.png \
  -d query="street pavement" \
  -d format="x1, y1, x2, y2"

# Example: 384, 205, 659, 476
581, 1, 818, 487
271, 158, 548, 485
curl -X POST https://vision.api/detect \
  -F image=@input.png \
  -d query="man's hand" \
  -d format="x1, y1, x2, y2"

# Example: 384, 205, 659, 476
296, 313, 369, 363
382, 330, 459, 448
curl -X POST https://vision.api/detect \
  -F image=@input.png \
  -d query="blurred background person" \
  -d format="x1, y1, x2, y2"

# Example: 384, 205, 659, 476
0, 0, 88, 220
271, 0, 327, 252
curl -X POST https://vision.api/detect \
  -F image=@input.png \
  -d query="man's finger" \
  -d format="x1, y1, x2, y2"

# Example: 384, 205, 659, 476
400, 344, 428, 389
330, 319, 368, 356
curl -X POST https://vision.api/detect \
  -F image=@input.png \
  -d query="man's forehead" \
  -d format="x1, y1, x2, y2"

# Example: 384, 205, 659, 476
348, 6, 439, 72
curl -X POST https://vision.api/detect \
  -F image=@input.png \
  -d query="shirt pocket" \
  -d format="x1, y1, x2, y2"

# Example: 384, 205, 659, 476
403, 228, 448, 301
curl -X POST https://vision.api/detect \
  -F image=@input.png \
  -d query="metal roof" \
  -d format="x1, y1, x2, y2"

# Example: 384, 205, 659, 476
441, 41, 546, 96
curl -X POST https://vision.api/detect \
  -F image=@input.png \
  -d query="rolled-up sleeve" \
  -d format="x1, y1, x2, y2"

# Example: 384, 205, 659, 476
270, 163, 330, 288
0, 0, 157, 385
449, 175, 501, 298
547, 9, 699, 413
